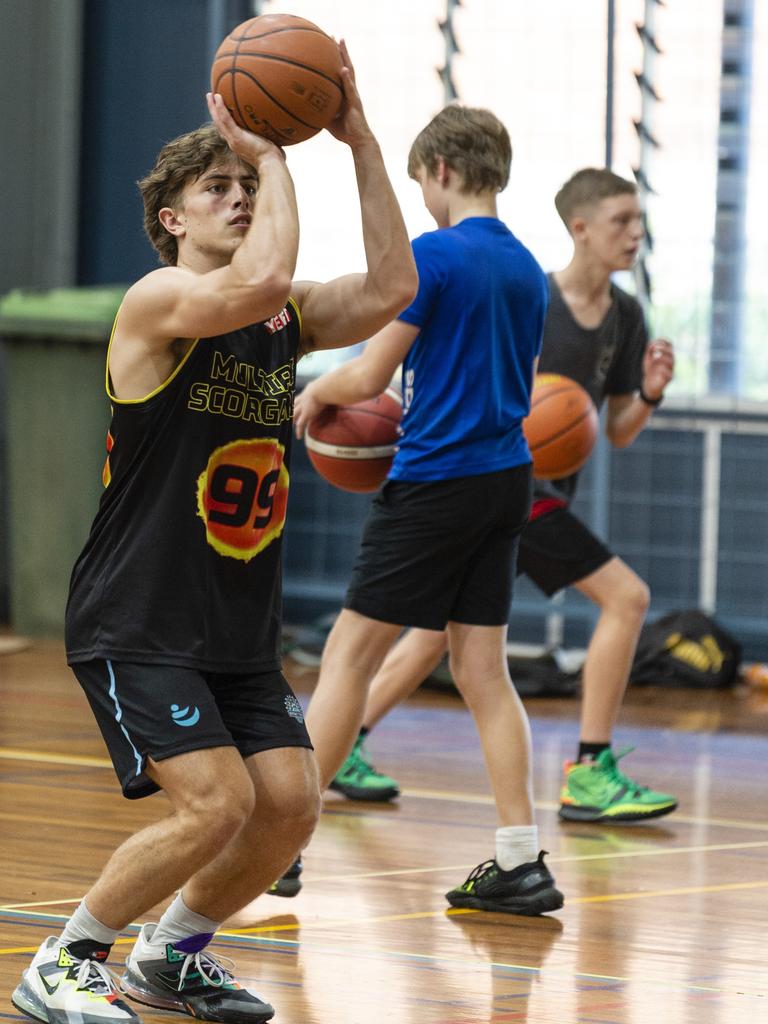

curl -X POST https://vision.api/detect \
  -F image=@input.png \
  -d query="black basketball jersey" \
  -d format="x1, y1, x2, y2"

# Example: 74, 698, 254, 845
65, 299, 302, 672
534, 274, 647, 503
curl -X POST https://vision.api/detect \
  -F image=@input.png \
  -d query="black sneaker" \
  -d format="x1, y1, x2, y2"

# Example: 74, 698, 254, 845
266, 858, 302, 898
120, 925, 273, 1022
445, 851, 564, 916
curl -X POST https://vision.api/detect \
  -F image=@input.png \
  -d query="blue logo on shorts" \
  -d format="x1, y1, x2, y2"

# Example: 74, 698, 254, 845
284, 695, 304, 723
171, 704, 200, 727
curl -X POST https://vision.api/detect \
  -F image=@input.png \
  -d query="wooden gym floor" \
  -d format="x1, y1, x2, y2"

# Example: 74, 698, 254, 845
1, 640, 766, 1024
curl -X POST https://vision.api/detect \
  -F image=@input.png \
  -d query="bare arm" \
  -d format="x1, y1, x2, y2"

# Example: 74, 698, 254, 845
294, 41, 418, 354
124, 95, 299, 344
294, 319, 419, 437
605, 338, 674, 447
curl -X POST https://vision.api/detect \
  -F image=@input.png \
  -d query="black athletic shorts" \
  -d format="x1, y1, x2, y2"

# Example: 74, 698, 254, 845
345, 464, 532, 630
72, 660, 313, 799
517, 506, 613, 597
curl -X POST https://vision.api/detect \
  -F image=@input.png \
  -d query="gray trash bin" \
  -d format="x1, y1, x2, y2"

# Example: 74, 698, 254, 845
0, 286, 126, 634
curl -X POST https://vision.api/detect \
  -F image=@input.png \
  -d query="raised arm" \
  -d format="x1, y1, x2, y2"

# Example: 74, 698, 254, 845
120, 94, 300, 345
294, 41, 418, 354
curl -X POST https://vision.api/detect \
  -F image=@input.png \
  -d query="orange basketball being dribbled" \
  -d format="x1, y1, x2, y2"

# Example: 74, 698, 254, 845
211, 14, 343, 146
523, 374, 598, 479
304, 390, 402, 493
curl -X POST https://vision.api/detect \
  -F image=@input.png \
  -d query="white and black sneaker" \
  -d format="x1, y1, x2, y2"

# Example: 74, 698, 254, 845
12, 937, 141, 1024
120, 924, 274, 1022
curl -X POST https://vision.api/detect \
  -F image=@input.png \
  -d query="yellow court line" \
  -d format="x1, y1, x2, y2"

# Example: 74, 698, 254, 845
402, 786, 768, 832
0, 811, 129, 834
303, 838, 768, 883
0, 747, 112, 768
1, 839, 766, 909
4, 874, 768, 946
578, 878, 768, 903
3, 747, 767, 834
3, 746, 767, 836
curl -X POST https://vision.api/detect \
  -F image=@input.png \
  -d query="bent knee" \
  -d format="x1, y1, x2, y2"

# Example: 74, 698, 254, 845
183, 776, 256, 847
605, 573, 650, 620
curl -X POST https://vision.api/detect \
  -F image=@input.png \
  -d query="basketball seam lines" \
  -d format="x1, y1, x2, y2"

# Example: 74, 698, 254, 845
530, 385, 578, 409
230, 27, 329, 43
304, 435, 396, 460
218, 51, 344, 93
528, 407, 596, 450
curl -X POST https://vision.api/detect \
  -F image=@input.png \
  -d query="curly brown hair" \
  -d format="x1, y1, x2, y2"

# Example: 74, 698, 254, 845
137, 124, 255, 265
407, 104, 512, 195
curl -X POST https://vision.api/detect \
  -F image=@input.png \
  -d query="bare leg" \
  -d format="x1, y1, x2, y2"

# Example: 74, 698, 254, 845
183, 747, 320, 920
363, 627, 448, 729
446, 622, 534, 825
84, 747, 257, 929
573, 557, 650, 743
305, 609, 402, 790
84, 746, 320, 929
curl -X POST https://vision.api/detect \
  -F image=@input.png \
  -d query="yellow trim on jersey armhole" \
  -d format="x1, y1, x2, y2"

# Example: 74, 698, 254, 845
287, 295, 303, 343
105, 304, 200, 405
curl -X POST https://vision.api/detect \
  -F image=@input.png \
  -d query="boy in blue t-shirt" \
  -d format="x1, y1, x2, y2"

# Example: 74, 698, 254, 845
293, 104, 562, 915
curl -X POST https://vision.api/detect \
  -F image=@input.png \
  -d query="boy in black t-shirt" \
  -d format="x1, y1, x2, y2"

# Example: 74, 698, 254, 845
320, 168, 678, 826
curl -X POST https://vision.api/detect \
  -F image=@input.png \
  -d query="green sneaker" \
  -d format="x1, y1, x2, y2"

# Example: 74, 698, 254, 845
328, 736, 400, 802
559, 746, 678, 822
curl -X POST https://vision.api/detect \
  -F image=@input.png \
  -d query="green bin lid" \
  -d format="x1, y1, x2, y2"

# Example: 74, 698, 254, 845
0, 285, 128, 342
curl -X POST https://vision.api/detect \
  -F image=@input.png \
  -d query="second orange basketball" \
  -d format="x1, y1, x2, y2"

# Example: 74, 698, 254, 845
523, 373, 598, 479
211, 14, 343, 146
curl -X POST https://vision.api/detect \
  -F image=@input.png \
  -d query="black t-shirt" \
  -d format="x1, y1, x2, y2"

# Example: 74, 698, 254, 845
534, 274, 647, 503
65, 299, 301, 672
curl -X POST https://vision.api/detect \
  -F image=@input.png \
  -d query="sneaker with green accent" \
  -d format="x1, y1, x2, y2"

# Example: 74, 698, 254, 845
328, 736, 400, 802
12, 936, 141, 1024
266, 857, 302, 898
559, 746, 678, 822
120, 924, 274, 1022
445, 852, 564, 916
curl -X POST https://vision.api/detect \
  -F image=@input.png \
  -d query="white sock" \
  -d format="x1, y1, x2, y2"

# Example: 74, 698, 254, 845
495, 825, 539, 871
150, 892, 221, 950
60, 900, 120, 948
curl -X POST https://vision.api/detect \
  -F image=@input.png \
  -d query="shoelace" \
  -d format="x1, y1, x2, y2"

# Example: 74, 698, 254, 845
349, 742, 387, 779
175, 950, 236, 992
603, 746, 649, 795
73, 956, 119, 997
459, 859, 497, 888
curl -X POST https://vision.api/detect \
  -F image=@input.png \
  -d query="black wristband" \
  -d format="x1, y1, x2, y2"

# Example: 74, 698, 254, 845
639, 385, 663, 407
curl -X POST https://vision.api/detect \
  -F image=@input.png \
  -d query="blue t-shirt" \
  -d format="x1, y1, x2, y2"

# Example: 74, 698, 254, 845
390, 217, 548, 481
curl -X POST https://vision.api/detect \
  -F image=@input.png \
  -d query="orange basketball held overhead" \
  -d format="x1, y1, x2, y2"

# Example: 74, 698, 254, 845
211, 13, 344, 146
523, 374, 598, 480
304, 389, 402, 494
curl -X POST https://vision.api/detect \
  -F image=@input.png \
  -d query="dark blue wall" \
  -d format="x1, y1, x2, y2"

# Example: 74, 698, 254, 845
78, 0, 252, 284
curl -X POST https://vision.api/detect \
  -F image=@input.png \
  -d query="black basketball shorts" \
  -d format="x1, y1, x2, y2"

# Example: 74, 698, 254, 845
517, 506, 613, 596
345, 464, 533, 631
72, 660, 313, 799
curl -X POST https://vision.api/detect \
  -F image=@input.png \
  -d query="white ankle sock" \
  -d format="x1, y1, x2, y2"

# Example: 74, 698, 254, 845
60, 900, 120, 948
151, 892, 221, 949
495, 825, 539, 871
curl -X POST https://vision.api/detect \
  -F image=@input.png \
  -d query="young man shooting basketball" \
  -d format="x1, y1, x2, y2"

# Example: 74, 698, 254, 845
323, 167, 678, 826
291, 104, 564, 916
12, 42, 416, 1024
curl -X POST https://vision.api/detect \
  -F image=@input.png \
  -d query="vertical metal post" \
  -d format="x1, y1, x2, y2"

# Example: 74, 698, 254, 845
708, 0, 755, 394
605, 0, 615, 168
589, 0, 618, 541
